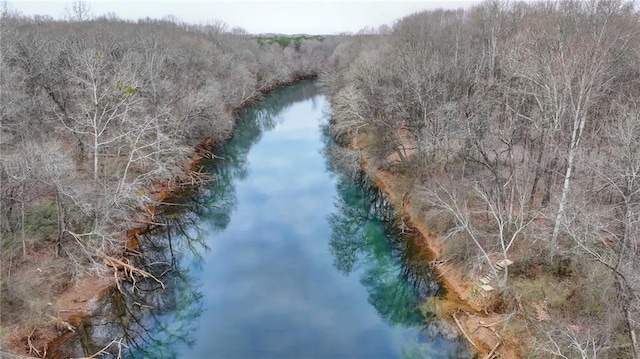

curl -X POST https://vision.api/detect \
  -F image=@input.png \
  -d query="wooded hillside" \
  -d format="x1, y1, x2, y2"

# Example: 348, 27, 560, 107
0, 8, 340, 352
322, 1, 640, 357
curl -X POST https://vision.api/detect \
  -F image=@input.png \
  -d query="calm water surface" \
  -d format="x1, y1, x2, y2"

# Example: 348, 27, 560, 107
125, 81, 468, 359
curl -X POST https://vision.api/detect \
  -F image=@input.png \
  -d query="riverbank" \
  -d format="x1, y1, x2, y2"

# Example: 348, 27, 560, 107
1, 149, 213, 358
0, 76, 319, 358
353, 140, 522, 359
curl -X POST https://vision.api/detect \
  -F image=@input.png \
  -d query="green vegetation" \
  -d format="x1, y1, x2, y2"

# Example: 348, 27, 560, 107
256, 35, 324, 49
24, 202, 57, 241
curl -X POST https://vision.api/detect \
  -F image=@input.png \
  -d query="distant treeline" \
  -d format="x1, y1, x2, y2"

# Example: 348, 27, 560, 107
256, 35, 325, 49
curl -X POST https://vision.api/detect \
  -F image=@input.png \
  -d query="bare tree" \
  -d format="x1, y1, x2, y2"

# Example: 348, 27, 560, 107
321, 1, 640, 357
58, 42, 142, 181
538, 327, 601, 359
66, 0, 91, 22
563, 100, 640, 359
423, 173, 536, 289
1, 154, 34, 259
0, 9, 338, 355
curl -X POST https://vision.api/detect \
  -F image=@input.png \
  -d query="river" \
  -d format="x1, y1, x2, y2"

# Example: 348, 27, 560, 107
66, 81, 470, 359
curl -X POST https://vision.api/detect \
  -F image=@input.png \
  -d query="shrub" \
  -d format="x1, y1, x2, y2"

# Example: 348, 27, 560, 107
24, 201, 57, 243
441, 234, 474, 264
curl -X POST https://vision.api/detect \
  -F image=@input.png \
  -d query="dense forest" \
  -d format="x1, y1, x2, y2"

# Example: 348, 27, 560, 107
322, 0, 640, 358
0, 4, 340, 354
3, 0, 640, 358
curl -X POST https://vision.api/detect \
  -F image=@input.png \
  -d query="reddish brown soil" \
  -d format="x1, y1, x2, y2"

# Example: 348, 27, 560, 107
356, 140, 522, 359
0, 244, 114, 357
1, 77, 320, 358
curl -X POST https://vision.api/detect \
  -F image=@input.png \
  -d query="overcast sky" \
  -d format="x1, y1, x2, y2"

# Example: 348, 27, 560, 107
7, 1, 480, 35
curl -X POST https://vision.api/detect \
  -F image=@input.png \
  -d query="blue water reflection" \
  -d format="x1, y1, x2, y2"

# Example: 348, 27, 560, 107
127, 81, 469, 359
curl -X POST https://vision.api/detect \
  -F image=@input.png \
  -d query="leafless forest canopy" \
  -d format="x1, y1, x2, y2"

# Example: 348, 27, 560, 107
0, 5, 340, 351
321, 0, 640, 357
2, 0, 640, 357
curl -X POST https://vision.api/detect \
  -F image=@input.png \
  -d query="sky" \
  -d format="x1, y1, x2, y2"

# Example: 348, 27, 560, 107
7, 0, 480, 35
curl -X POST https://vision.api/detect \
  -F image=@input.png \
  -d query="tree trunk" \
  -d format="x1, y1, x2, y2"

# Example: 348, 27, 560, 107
20, 197, 25, 259
93, 131, 99, 181
628, 308, 640, 359
541, 157, 556, 208
552, 114, 586, 248
55, 189, 65, 258
528, 134, 546, 208
551, 149, 574, 248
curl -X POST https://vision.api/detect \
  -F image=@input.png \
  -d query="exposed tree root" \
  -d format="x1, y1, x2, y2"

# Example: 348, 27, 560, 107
104, 256, 165, 294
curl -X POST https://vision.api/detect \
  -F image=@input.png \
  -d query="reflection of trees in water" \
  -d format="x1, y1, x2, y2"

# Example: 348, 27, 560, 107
63, 195, 206, 358
246, 79, 321, 127
100, 273, 202, 359
323, 119, 430, 326
195, 80, 321, 231
69, 81, 321, 358
118, 271, 203, 359
208, 80, 320, 181
324, 133, 472, 358
328, 179, 424, 327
